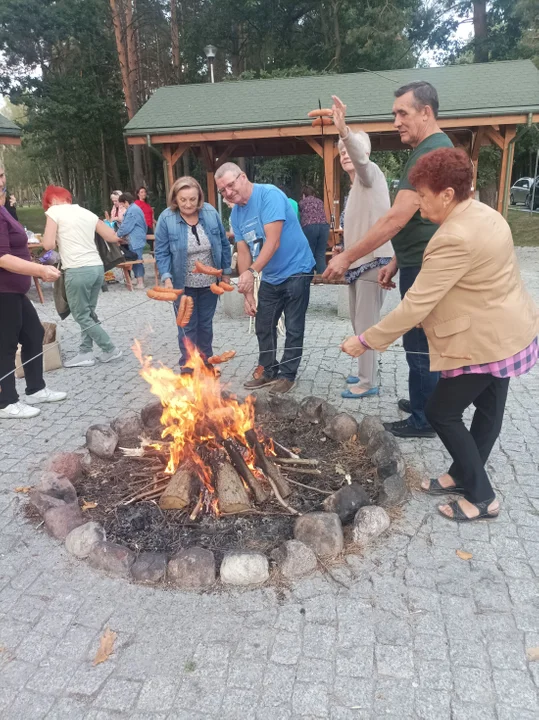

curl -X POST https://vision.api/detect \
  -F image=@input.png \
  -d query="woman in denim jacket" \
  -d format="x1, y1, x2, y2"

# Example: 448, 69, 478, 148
155, 176, 232, 369
117, 192, 148, 289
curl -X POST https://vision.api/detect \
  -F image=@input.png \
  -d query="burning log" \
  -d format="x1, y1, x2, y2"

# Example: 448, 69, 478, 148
159, 462, 198, 510
223, 439, 269, 504
215, 462, 252, 514
245, 430, 291, 499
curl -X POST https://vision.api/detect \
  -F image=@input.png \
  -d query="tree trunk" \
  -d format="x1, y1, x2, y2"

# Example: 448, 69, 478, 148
170, 0, 181, 83
479, 185, 497, 208
101, 132, 109, 213
331, 0, 342, 71
109, 0, 136, 118
473, 0, 488, 63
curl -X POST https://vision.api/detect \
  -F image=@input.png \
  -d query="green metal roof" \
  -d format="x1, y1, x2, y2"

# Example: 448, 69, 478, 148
0, 112, 21, 137
125, 60, 539, 137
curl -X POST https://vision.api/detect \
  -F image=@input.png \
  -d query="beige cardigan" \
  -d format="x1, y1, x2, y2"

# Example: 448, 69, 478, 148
341, 129, 394, 269
364, 199, 539, 372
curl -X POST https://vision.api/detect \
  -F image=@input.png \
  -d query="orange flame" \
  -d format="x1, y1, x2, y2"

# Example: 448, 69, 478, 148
132, 339, 255, 513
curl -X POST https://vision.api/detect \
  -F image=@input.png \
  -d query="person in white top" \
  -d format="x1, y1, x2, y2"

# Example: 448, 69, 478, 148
332, 95, 394, 399
42, 185, 124, 368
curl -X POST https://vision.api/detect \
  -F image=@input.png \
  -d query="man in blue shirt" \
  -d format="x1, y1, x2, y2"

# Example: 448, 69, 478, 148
215, 162, 315, 394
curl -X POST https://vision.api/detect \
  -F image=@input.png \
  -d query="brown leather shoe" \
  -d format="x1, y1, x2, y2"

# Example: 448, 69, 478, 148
243, 375, 278, 389
269, 379, 296, 395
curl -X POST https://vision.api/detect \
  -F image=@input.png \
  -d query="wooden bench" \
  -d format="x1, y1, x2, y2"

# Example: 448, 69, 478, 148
117, 257, 159, 291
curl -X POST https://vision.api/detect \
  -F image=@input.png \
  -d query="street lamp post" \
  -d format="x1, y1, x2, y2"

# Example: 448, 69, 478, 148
204, 44, 216, 84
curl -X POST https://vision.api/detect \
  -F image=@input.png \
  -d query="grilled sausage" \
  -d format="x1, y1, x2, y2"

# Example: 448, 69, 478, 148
176, 295, 194, 327
311, 117, 333, 127
207, 350, 236, 365
210, 283, 225, 295
219, 282, 234, 292
194, 261, 223, 277
147, 289, 179, 301
307, 108, 333, 118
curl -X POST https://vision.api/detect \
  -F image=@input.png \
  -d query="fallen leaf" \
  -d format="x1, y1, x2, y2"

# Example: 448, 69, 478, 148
93, 628, 117, 666
81, 500, 98, 511
335, 464, 346, 475
14, 486, 31, 494
526, 647, 539, 662
456, 549, 473, 561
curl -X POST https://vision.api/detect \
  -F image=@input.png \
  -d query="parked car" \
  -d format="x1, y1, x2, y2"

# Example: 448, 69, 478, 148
510, 177, 534, 205
525, 177, 539, 210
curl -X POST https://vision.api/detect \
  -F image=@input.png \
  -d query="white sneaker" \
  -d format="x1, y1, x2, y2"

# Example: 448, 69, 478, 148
97, 347, 122, 363
25, 387, 67, 405
65, 353, 96, 368
0, 401, 40, 419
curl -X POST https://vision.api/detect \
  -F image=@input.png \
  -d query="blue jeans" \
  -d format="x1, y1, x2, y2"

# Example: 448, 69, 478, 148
256, 273, 312, 381
132, 247, 144, 278
399, 266, 439, 429
175, 286, 218, 366
303, 223, 329, 274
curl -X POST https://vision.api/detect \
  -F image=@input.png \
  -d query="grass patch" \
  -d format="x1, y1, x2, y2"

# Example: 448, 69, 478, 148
508, 208, 539, 247
16, 206, 46, 234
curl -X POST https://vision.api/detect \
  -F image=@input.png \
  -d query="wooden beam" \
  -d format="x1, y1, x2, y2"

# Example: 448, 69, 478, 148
0, 136, 21, 146
331, 153, 341, 246
470, 128, 484, 195
323, 136, 335, 225
206, 170, 216, 208
497, 125, 517, 215
125, 114, 539, 147
200, 144, 215, 172
301, 137, 323, 157
171, 143, 190, 167
484, 126, 505, 149
162, 146, 174, 196
215, 143, 239, 167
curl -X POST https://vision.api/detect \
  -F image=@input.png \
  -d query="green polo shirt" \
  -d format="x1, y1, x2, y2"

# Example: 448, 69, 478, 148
392, 132, 454, 268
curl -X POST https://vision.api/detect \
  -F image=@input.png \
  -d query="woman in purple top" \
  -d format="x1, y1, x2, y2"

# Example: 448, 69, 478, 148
298, 186, 329, 274
0, 167, 67, 419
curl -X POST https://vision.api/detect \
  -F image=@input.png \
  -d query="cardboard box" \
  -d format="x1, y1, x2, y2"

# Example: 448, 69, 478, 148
15, 341, 62, 379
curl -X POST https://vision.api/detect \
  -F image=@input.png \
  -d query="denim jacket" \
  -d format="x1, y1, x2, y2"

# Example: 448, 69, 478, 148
154, 203, 232, 289
116, 203, 147, 251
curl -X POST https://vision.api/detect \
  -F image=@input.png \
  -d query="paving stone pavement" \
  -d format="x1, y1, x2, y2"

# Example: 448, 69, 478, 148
1, 249, 538, 719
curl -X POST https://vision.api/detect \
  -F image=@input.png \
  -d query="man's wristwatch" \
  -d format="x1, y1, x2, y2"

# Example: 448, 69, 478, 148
247, 267, 260, 280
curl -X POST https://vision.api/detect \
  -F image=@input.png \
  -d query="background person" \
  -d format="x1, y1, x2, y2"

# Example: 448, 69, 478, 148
299, 185, 329, 274
0, 168, 66, 419
155, 176, 231, 370
134, 186, 155, 250
107, 191, 125, 229
42, 185, 123, 368
215, 162, 315, 395
332, 96, 393, 399
325, 81, 453, 438
116, 192, 148, 290
342, 148, 538, 522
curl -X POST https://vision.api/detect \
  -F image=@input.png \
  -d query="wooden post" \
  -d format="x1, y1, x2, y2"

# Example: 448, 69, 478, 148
330, 151, 341, 248
163, 146, 174, 196
200, 144, 217, 208
323, 136, 335, 225
497, 125, 516, 215
470, 128, 484, 196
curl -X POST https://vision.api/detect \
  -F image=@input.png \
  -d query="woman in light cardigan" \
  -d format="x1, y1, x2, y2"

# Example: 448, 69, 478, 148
332, 95, 394, 399
342, 148, 539, 522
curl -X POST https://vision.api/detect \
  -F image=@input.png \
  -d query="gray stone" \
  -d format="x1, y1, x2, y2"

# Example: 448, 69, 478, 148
85, 424, 118, 460
352, 505, 390, 545
220, 551, 269, 586
43, 504, 86, 540
357, 415, 385, 447
366, 429, 398, 458
140, 399, 163, 431
371, 437, 406, 480
37, 471, 78, 504
299, 396, 337, 423
253, 393, 271, 416
132, 551, 167, 583
167, 547, 216, 589
88, 541, 135, 577
268, 394, 299, 419
44, 452, 83, 482
65, 522, 105, 559
323, 413, 359, 443
77, 449, 93, 474
322, 483, 371, 523
294, 512, 344, 558
111, 411, 144, 444
29, 489, 69, 517
272, 540, 318, 579
379, 473, 408, 507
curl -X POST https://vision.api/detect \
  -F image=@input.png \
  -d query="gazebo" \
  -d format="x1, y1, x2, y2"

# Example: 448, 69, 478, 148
0, 113, 21, 146
125, 60, 539, 225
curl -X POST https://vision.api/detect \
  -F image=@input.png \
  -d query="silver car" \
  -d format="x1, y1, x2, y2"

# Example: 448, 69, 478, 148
510, 177, 534, 205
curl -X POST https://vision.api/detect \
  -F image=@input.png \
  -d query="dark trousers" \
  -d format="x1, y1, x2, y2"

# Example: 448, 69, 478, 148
0, 293, 45, 408
425, 373, 509, 504
303, 223, 329, 274
256, 273, 312, 381
175, 286, 218, 366
399, 266, 440, 429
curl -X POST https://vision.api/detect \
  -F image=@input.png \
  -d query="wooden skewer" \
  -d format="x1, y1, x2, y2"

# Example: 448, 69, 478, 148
273, 457, 319, 467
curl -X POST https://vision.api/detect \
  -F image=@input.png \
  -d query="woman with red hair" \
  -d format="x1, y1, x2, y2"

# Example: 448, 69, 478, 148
341, 147, 539, 522
42, 186, 123, 368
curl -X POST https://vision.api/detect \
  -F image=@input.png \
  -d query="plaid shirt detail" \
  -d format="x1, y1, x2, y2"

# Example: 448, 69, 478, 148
441, 338, 539, 379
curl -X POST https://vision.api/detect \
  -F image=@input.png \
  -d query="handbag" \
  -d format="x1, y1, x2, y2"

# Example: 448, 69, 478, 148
53, 263, 70, 320
94, 233, 124, 271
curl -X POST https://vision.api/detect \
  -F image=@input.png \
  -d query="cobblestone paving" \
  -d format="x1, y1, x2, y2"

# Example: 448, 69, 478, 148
0, 249, 538, 719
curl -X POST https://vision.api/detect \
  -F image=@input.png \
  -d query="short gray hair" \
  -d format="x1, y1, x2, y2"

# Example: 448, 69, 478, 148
394, 81, 439, 118
215, 162, 243, 181
338, 131, 371, 155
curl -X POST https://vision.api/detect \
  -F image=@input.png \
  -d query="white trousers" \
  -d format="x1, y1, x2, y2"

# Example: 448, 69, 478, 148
347, 267, 386, 388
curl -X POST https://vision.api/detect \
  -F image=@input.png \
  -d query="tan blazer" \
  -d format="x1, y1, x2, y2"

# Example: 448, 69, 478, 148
364, 199, 539, 372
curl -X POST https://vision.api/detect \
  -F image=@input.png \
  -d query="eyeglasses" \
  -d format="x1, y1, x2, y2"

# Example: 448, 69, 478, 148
217, 173, 242, 196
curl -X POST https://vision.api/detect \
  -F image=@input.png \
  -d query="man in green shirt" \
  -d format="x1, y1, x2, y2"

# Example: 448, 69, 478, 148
325, 81, 453, 438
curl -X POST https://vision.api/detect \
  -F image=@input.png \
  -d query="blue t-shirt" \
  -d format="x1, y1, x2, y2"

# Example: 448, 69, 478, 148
231, 184, 315, 285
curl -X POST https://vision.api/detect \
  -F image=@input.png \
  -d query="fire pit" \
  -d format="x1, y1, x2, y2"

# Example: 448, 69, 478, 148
26, 346, 409, 589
